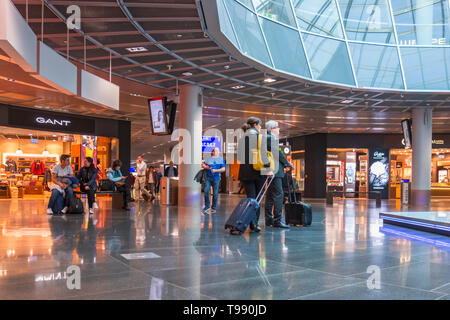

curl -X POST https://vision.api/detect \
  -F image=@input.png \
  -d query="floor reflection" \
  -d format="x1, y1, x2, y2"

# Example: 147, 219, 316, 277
0, 196, 448, 300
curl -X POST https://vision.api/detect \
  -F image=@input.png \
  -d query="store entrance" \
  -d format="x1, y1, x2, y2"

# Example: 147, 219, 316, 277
0, 126, 118, 200
326, 148, 368, 198
389, 148, 450, 198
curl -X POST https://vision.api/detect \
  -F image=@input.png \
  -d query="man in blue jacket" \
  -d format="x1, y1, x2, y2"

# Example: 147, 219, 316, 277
106, 159, 133, 210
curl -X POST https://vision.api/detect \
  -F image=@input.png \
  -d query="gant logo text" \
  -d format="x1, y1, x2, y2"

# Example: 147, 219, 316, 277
36, 117, 71, 126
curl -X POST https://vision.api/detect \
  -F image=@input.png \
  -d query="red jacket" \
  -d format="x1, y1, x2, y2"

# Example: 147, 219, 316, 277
31, 161, 45, 175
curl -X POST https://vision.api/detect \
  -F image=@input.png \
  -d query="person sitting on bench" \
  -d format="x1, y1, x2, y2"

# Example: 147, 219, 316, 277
47, 178, 71, 215
106, 160, 133, 210
76, 157, 98, 214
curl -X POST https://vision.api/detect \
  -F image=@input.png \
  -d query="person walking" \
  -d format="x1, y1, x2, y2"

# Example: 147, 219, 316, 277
155, 167, 163, 196
134, 155, 147, 201
146, 166, 157, 201
237, 117, 273, 233
264, 121, 292, 229
202, 147, 226, 214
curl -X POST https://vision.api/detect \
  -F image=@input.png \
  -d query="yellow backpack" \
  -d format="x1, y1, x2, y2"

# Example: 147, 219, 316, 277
252, 134, 274, 171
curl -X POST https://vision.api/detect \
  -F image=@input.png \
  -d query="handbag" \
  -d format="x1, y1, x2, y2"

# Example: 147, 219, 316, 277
99, 179, 115, 191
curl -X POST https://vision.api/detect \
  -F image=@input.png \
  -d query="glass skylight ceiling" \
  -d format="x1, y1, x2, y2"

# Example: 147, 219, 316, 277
214, 0, 450, 91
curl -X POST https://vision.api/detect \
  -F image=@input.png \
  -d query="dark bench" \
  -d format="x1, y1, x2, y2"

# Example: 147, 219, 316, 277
74, 190, 124, 209
326, 191, 381, 208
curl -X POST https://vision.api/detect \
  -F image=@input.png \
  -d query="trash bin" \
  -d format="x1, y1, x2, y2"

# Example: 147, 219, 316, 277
401, 179, 410, 205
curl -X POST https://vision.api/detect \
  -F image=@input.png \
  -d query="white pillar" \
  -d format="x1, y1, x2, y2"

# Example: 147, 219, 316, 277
178, 84, 202, 207
411, 107, 432, 209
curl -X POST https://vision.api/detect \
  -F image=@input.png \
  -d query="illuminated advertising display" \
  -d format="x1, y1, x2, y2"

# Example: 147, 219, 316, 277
369, 149, 390, 198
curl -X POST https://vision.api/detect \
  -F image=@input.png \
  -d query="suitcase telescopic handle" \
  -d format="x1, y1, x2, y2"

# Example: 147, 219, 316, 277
287, 173, 297, 203
256, 175, 274, 204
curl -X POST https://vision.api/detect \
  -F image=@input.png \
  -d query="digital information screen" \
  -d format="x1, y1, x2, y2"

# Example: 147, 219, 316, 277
202, 136, 222, 153
149, 97, 167, 135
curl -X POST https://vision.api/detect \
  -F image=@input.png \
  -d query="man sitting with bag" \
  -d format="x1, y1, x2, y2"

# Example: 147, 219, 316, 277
106, 160, 133, 210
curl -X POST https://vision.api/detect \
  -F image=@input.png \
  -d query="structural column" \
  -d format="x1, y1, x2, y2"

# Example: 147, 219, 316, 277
178, 84, 202, 207
411, 108, 432, 209
304, 133, 327, 198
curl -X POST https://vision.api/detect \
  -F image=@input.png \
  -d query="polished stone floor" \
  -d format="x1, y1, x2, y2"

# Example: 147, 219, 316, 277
0, 194, 449, 300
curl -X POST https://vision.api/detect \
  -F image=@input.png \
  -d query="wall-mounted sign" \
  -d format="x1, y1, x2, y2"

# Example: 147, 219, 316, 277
226, 142, 237, 154
401, 138, 445, 146
369, 149, 390, 199
327, 153, 338, 159
202, 136, 222, 153
8, 108, 95, 134
35, 117, 71, 126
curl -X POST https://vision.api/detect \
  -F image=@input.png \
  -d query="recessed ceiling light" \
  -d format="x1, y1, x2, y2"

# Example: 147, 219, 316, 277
231, 85, 245, 90
224, 65, 230, 70
125, 47, 148, 53
182, 72, 193, 76
341, 99, 354, 104
264, 78, 276, 83
214, 82, 221, 86
176, 34, 183, 38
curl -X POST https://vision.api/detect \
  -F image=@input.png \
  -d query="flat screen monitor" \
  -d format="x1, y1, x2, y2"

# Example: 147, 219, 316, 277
149, 97, 168, 135
401, 119, 412, 149
202, 136, 222, 153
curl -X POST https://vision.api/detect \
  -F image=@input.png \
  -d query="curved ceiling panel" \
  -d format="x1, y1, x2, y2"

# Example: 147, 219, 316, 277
211, 0, 450, 92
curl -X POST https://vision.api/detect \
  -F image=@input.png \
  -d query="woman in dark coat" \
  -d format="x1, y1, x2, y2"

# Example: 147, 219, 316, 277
237, 117, 272, 232
76, 157, 98, 214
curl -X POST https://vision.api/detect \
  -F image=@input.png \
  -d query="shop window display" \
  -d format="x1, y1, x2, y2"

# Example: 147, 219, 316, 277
0, 126, 117, 200
389, 148, 450, 198
326, 148, 368, 197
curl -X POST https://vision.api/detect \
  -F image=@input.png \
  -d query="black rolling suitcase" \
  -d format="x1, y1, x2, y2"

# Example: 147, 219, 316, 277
285, 175, 312, 226
225, 176, 273, 235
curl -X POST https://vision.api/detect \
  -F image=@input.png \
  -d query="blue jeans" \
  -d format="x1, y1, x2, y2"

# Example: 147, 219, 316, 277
48, 189, 64, 214
204, 177, 220, 210
64, 185, 74, 207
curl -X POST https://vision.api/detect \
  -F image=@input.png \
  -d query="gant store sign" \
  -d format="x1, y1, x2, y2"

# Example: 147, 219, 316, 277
35, 117, 71, 126
8, 108, 95, 134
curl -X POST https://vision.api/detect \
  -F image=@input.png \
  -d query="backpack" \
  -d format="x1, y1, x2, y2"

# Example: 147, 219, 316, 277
69, 196, 84, 214
252, 134, 274, 171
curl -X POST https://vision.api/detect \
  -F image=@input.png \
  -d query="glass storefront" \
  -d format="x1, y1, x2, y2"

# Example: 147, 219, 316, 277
389, 148, 450, 198
0, 126, 118, 199
326, 148, 368, 197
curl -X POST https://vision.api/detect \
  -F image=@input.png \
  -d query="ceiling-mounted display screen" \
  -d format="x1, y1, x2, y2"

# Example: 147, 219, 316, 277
401, 119, 412, 149
148, 97, 168, 135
